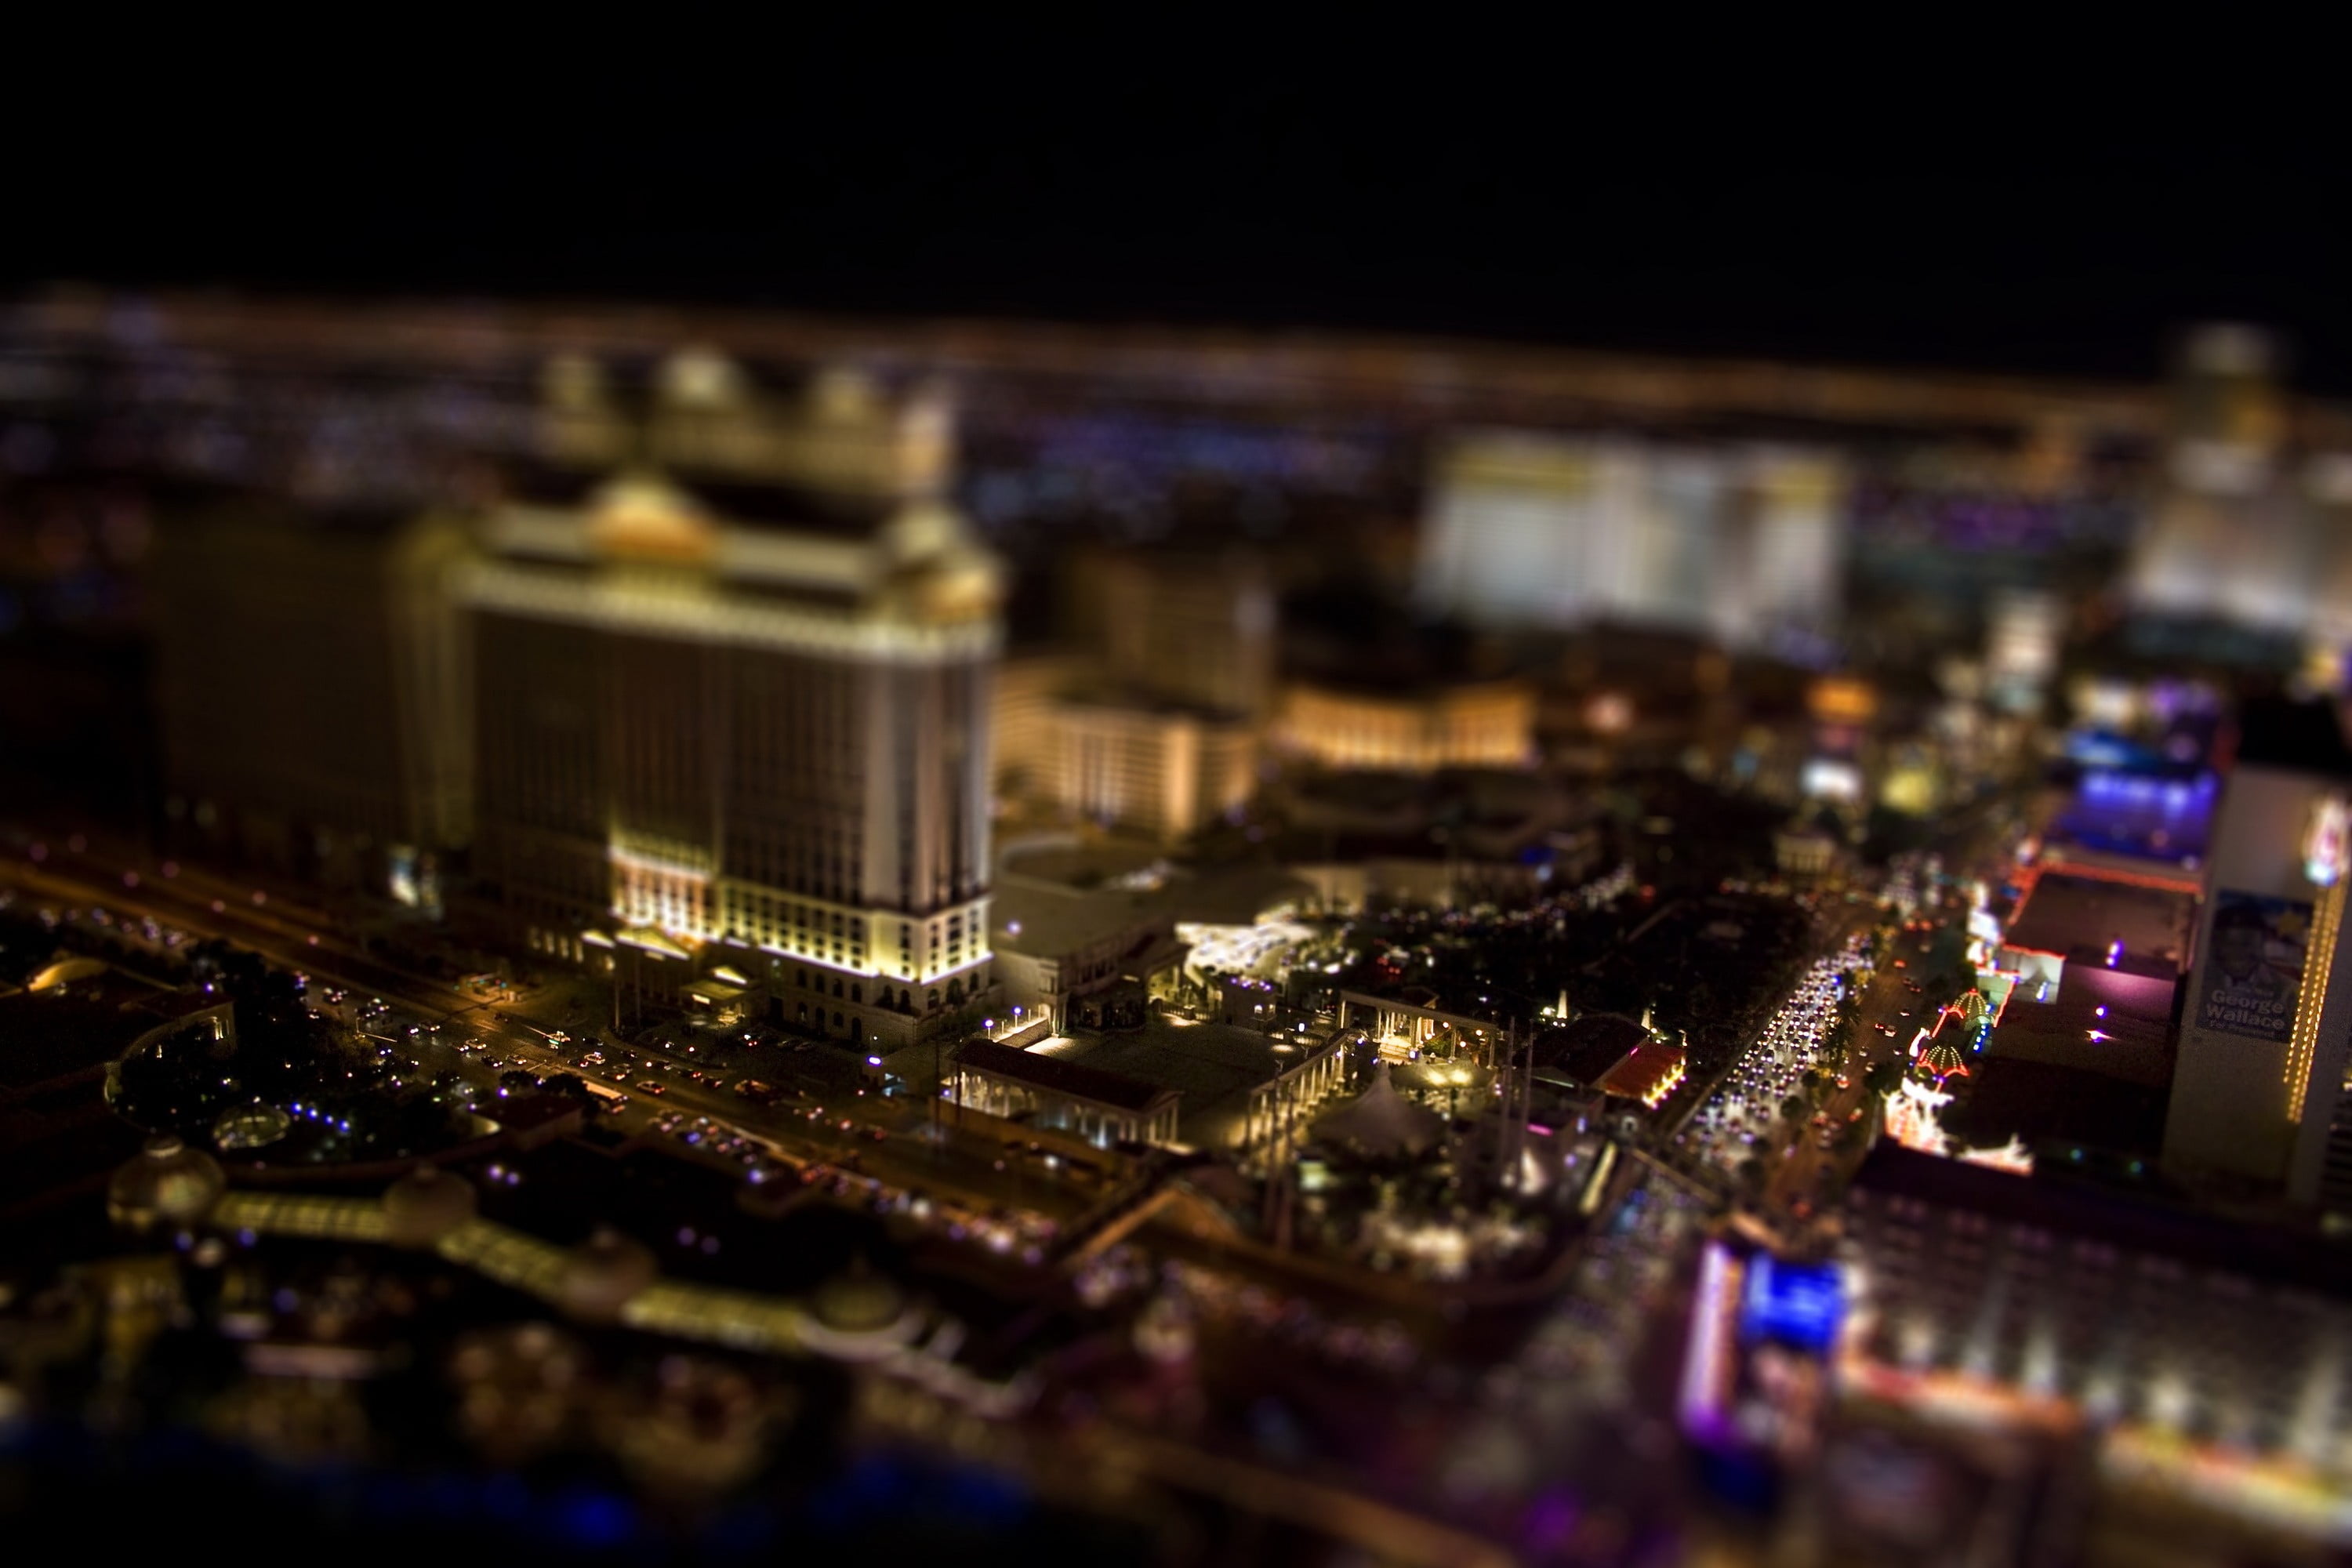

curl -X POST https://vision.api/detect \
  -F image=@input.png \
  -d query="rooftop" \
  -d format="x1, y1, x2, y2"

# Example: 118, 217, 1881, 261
1986, 960, 2178, 1088
1531, 1014, 1655, 1088
953, 1038, 1177, 1116
2002, 869, 2194, 971
1852, 1141, 2352, 1298
1594, 1040, 1687, 1102
993, 850, 1315, 959
1049, 1018, 1316, 1146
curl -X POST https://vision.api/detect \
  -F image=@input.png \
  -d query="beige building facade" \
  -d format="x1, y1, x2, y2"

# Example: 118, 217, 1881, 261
464, 474, 1004, 1052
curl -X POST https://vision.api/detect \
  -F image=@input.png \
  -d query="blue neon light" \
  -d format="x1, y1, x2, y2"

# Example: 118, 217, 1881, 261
1738, 1255, 1846, 1352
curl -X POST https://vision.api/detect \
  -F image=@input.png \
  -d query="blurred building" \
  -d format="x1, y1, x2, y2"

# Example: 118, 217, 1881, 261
989, 546, 1272, 842
1065, 545, 1276, 721
988, 653, 1073, 802
1843, 1143, 2352, 1545
2128, 326, 2352, 664
2129, 326, 2297, 631
1276, 678, 1534, 773
1416, 434, 1846, 652
990, 671, 1258, 846
150, 499, 475, 902
463, 470, 1003, 1051
1984, 586, 2063, 716
1047, 700, 1257, 844
540, 350, 956, 503
2161, 699, 2352, 1203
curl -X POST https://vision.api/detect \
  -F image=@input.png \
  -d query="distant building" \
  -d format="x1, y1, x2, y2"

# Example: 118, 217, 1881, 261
540, 351, 958, 504
1417, 433, 1845, 651
988, 653, 1075, 802
1985, 587, 2064, 715
1049, 700, 1257, 844
150, 499, 475, 904
1276, 679, 1534, 773
1067, 545, 1276, 722
993, 547, 1272, 843
461, 470, 1004, 1053
1773, 824, 1840, 878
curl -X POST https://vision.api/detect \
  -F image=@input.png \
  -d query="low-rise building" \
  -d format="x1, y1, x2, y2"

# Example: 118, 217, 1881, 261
1276, 679, 1534, 773
1843, 1142, 2352, 1533
949, 1038, 1181, 1149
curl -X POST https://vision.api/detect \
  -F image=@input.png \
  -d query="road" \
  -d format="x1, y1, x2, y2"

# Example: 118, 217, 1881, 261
0, 845, 1114, 1234
1759, 804, 2025, 1224
1761, 917, 1951, 1218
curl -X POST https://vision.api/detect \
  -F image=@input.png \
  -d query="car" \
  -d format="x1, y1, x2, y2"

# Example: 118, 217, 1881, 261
637, 1080, 666, 1096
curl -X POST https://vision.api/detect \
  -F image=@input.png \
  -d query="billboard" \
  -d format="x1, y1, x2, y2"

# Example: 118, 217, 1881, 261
2197, 891, 2310, 1043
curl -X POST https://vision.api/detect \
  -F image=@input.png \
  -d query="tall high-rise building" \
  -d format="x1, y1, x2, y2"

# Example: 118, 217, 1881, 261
151, 499, 475, 904
1417, 434, 1845, 650
2163, 699, 2352, 1201
2125, 324, 2352, 658
462, 472, 1004, 1051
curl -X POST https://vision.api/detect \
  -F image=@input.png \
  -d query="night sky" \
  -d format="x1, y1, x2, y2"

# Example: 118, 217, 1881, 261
13, 38, 2344, 389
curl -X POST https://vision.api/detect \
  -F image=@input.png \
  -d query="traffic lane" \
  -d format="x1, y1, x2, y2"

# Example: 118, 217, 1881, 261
16, 848, 550, 1040
1767, 949, 1951, 1213
1, 859, 500, 1033
22, 829, 344, 934
6, 862, 1107, 1228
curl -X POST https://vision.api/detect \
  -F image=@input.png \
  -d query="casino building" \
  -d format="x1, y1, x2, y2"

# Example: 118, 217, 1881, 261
462, 469, 1004, 1053
2162, 699, 2352, 1207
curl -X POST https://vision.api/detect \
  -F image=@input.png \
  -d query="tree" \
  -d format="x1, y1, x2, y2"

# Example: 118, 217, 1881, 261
539, 1072, 599, 1115
497, 1068, 540, 1097
1823, 1014, 1855, 1068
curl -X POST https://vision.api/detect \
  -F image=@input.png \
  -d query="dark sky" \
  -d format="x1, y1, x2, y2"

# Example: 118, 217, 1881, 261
14, 38, 2347, 390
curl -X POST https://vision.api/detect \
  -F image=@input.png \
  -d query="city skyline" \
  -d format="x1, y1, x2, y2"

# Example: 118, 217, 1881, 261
9, 267, 2352, 1563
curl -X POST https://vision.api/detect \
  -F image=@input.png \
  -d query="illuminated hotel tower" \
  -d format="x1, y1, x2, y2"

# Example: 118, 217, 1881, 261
1417, 433, 1844, 650
2164, 699, 2352, 1202
463, 470, 1004, 1054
